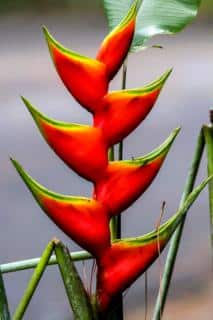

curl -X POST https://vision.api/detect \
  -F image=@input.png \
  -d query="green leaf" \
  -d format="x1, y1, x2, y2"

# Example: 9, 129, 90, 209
103, 0, 201, 52
0, 271, 10, 320
13, 241, 55, 320
54, 241, 95, 320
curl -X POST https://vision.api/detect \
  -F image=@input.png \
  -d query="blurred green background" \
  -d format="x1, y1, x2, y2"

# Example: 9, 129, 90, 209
0, 0, 212, 17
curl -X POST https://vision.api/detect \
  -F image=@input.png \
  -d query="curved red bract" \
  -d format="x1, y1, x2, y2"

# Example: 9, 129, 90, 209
94, 156, 164, 216
94, 88, 161, 145
40, 121, 108, 182
96, 19, 135, 80
48, 42, 108, 113
41, 195, 111, 257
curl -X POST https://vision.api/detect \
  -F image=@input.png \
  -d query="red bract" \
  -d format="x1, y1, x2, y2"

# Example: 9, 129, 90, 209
96, 1, 137, 80
43, 27, 108, 114
94, 69, 171, 145
22, 98, 108, 183
12, 160, 110, 257
94, 128, 180, 216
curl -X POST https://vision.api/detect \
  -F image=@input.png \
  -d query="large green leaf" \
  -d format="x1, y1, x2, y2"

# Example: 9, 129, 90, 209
103, 0, 201, 51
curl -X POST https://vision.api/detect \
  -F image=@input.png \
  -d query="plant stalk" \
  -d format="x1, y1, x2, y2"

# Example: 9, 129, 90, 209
109, 58, 128, 320
0, 250, 91, 274
0, 271, 10, 320
152, 129, 205, 320
203, 111, 213, 264
13, 240, 55, 320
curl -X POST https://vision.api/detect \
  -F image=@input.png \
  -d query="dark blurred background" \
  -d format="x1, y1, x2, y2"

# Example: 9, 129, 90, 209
1, 1, 213, 319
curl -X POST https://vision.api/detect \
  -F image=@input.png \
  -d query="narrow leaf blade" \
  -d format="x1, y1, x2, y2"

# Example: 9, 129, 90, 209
55, 241, 94, 320
0, 271, 10, 320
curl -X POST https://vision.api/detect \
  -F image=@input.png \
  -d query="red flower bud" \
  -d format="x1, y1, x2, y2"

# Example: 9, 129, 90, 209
22, 97, 108, 183
94, 128, 180, 216
94, 70, 171, 145
11, 160, 111, 257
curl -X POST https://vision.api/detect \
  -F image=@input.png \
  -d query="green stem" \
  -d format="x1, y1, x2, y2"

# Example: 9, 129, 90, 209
203, 119, 213, 264
109, 144, 117, 240
0, 271, 10, 320
13, 240, 55, 320
152, 129, 205, 320
118, 58, 128, 165
55, 241, 94, 320
0, 250, 91, 274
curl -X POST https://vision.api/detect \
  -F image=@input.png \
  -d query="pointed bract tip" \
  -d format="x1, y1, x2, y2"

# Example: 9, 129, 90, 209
42, 25, 50, 41
42, 26, 58, 52
116, 0, 138, 30
131, 127, 181, 165
162, 68, 173, 83
21, 96, 43, 125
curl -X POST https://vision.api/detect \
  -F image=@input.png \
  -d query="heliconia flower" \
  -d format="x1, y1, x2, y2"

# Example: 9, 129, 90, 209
93, 69, 172, 145
94, 128, 180, 216
43, 2, 137, 113
21, 97, 108, 183
96, 176, 212, 314
96, 0, 137, 80
11, 159, 111, 257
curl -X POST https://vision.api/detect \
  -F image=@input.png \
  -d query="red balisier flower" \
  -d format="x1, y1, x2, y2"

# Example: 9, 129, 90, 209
11, 0, 192, 317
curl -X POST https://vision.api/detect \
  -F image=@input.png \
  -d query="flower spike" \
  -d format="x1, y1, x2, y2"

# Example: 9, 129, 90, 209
43, 27, 108, 113
96, 0, 138, 80
94, 128, 180, 216
11, 159, 110, 257
97, 175, 212, 313
22, 97, 108, 182
94, 69, 172, 145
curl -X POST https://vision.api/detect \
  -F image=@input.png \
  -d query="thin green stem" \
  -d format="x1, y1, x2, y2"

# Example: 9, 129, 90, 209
0, 250, 92, 274
203, 119, 213, 264
0, 271, 10, 320
108, 147, 115, 162
13, 240, 55, 320
109, 144, 117, 240
152, 129, 205, 320
55, 241, 94, 320
118, 58, 128, 165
